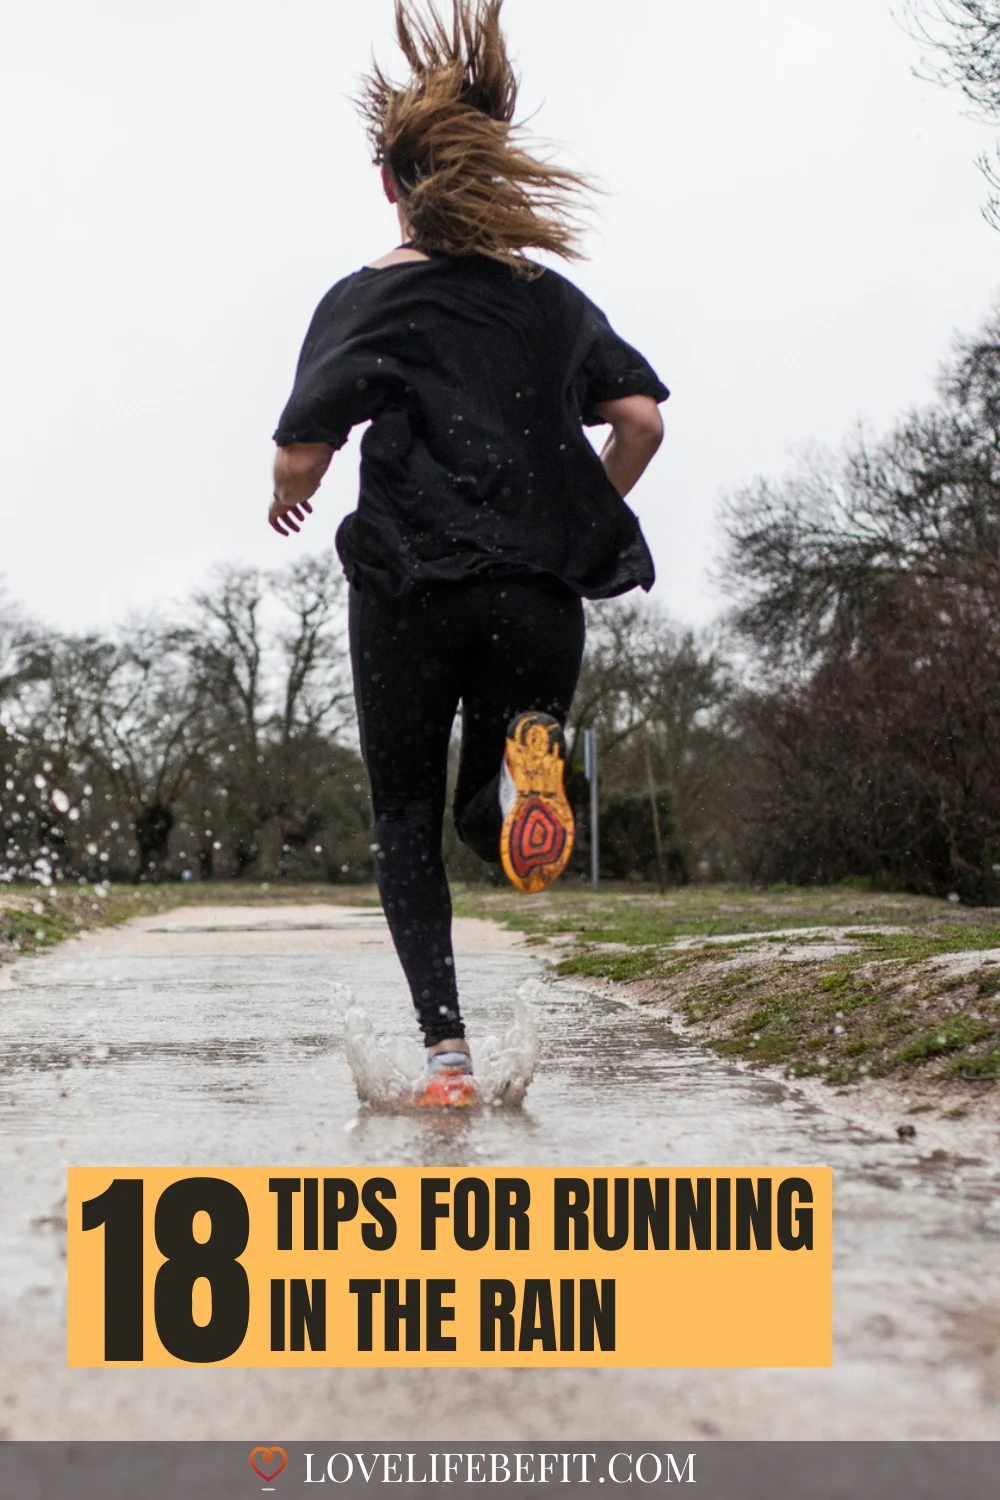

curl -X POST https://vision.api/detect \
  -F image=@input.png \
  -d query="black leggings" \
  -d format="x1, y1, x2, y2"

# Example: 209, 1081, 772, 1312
349, 577, 585, 1046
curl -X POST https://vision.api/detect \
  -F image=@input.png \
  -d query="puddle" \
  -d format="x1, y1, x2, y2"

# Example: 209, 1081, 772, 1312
340, 978, 540, 1110
0, 943, 998, 1409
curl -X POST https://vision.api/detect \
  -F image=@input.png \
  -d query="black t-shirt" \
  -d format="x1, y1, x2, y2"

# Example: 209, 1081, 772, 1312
273, 254, 669, 600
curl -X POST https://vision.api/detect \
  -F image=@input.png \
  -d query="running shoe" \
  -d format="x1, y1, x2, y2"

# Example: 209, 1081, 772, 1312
415, 1050, 478, 1109
499, 711, 575, 895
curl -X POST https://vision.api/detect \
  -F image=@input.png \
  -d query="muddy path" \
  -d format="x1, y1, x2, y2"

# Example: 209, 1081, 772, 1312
0, 905, 998, 1438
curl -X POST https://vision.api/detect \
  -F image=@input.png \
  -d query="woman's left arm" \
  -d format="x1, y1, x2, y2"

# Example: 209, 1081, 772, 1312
592, 394, 664, 498
269, 442, 334, 535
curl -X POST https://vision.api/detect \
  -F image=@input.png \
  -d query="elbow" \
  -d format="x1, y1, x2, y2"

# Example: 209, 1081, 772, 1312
597, 394, 664, 455
640, 407, 665, 452
615, 407, 664, 455
274, 440, 333, 483
273, 442, 333, 502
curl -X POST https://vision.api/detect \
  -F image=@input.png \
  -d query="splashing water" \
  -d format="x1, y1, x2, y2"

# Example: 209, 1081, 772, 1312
337, 980, 541, 1110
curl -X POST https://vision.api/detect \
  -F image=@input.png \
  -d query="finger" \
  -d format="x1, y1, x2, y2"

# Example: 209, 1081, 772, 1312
283, 514, 301, 532
269, 515, 288, 536
301, 498, 313, 514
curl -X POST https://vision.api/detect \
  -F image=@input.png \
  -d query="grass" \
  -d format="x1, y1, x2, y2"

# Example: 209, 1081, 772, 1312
452, 880, 998, 946
0, 879, 380, 962
5, 876, 999, 1095
455, 882, 1000, 1092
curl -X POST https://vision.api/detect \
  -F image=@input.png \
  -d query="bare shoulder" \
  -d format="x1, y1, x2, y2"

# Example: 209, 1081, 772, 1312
365, 247, 432, 270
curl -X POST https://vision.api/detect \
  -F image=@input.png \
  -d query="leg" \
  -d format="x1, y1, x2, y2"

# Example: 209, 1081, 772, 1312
349, 585, 469, 1046
454, 580, 585, 861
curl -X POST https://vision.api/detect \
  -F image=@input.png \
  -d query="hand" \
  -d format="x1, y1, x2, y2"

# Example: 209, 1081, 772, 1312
268, 494, 313, 536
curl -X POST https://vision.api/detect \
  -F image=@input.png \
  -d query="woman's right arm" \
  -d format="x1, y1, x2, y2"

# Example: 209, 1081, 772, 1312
592, 394, 664, 498
269, 442, 334, 535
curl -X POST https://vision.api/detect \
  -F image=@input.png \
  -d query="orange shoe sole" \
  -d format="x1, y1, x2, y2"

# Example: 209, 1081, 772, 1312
414, 1069, 478, 1109
500, 712, 574, 896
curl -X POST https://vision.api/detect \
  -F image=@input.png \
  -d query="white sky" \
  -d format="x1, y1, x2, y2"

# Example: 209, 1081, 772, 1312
3, 0, 998, 633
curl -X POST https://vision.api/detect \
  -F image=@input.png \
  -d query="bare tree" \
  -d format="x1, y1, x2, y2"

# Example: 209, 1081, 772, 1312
273, 553, 354, 743
189, 551, 354, 877
32, 625, 212, 879
904, 1, 1000, 224
722, 303, 1000, 898
721, 306, 1000, 673
569, 601, 735, 883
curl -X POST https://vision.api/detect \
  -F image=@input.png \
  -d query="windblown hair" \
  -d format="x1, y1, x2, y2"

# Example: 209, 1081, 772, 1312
357, 0, 592, 272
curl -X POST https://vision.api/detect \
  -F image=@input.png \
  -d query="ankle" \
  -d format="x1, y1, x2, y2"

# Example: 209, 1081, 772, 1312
427, 1037, 469, 1058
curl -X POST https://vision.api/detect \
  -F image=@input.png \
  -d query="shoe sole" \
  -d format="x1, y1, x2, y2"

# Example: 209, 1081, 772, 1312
414, 1071, 479, 1109
500, 712, 575, 896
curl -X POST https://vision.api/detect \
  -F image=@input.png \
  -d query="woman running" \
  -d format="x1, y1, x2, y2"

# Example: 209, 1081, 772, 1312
269, 0, 668, 1105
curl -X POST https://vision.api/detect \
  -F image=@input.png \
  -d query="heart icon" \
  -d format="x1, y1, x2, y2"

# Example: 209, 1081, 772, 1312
249, 1446, 288, 1482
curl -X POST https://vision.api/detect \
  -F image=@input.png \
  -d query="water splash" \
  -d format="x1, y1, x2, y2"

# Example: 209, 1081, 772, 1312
336, 980, 541, 1110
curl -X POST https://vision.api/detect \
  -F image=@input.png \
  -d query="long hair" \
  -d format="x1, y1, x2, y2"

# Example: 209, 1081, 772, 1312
357, 0, 593, 272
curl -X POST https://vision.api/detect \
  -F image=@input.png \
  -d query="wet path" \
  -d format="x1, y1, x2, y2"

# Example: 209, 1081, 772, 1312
1, 907, 998, 1438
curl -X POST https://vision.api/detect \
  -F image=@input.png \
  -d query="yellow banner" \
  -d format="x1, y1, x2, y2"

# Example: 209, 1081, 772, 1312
67, 1166, 832, 1368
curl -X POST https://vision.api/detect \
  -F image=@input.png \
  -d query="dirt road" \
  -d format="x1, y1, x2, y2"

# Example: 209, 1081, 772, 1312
1, 904, 998, 1438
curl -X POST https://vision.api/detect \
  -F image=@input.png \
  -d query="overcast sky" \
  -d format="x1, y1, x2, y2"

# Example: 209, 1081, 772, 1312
3, 0, 998, 634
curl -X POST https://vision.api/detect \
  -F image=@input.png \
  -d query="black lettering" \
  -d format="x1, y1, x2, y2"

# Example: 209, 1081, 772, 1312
519, 1279, 557, 1351
270, 1278, 285, 1351
633, 1178, 670, 1250
559, 1278, 575, 1351
153, 1177, 250, 1363
453, 1178, 490, 1251
303, 1178, 318, 1251
715, 1178, 731, 1251
495, 1177, 531, 1250
81, 1178, 144, 1361
349, 1279, 380, 1351
736, 1178, 772, 1250
361, 1177, 397, 1249
421, 1178, 451, 1250
593, 1178, 630, 1251
579, 1279, 616, 1351
323, 1179, 359, 1250
385, 1278, 421, 1352
480, 1279, 516, 1351
426, 1280, 457, 1351
675, 1178, 712, 1250
290, 1278, 326, 1351
554, 1178, 590, 1250
269, 1177, 300, 1251
777, 1178, 814, 1250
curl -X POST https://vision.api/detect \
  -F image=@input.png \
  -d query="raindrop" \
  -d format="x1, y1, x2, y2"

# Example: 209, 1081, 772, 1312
52, 789, 71, 814
34, 774, 47, 790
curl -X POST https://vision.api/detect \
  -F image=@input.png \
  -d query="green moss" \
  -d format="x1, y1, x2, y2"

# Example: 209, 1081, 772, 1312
893, 1014, 993, 1063
950, 1048, 1000, 1078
